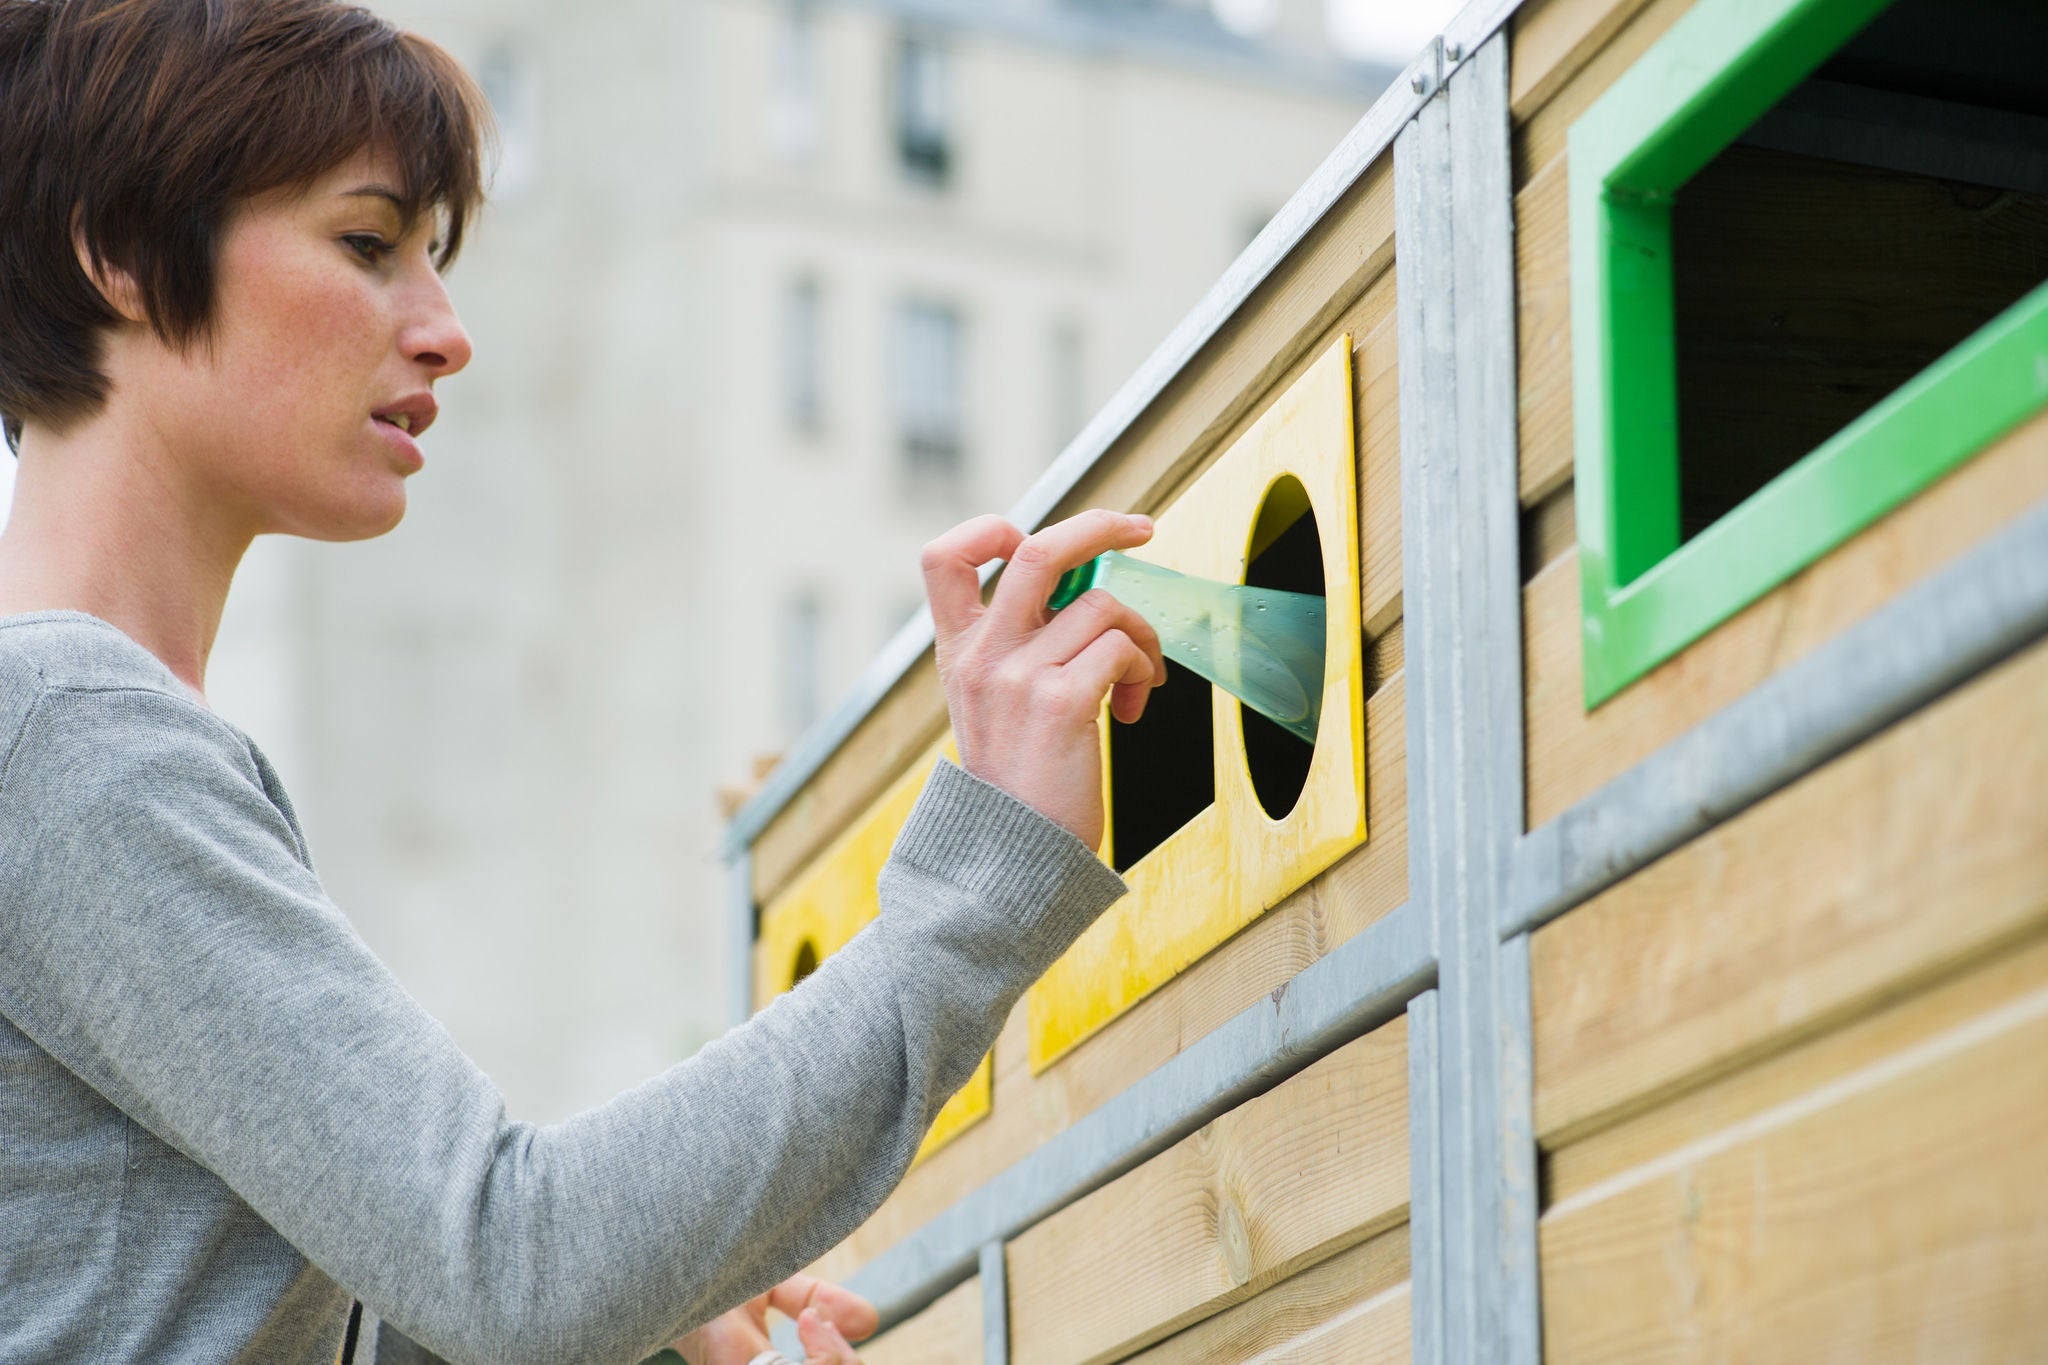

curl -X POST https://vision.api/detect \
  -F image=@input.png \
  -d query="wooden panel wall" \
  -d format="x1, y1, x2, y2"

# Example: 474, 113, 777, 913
1531, 638, 2048, 1358
1122, 1225, 1411, 1365
1005, 1015, 1409, 1365
1508, 0, 2048, 831
858, 1274, 982, 1365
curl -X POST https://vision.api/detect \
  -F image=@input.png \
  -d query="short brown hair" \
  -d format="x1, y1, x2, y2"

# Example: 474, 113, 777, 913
0, 0, 493, 448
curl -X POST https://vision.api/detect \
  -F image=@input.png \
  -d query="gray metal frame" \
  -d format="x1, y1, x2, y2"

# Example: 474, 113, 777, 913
1395, 34, 1538, 1363
728, 0, 2048, 1357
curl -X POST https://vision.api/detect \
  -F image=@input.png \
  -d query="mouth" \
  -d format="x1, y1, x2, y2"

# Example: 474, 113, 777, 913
372, 393, 439, 439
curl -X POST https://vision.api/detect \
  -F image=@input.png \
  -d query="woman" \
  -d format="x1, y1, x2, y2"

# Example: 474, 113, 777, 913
0, 2, 1163, 1361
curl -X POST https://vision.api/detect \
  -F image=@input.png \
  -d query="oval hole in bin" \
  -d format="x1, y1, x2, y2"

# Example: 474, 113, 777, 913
791, 939, 819, 987
1242, 476, 1322, 820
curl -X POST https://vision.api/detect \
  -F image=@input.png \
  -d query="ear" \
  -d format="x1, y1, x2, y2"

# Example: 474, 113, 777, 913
71, 219, 148, 325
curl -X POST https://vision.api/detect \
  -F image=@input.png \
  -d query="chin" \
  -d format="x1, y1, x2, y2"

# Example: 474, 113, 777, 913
291, 487, 410, 543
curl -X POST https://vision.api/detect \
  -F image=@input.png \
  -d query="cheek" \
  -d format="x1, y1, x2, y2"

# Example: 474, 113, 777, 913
207, 251, 385, 438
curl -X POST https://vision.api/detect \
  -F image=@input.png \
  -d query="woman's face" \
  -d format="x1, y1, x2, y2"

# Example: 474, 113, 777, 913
107, 144, 473, 542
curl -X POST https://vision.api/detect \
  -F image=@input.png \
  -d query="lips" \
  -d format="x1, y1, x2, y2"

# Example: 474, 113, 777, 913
372, 392, 439, 439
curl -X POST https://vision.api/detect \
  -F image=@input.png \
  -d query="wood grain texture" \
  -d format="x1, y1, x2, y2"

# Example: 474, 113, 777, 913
752, 175, 1399, 905
1508, 0, 1659, 129
1524, 407, 2048, 830
1549, 925, 2048, 1204
1514, 154, 1572, 508
1005, 1017, 1410, 1365
1513, 0, 1697, 189
1540, 940, 2048, 1363
858, 1273, 982, 1365
805, 677, 1406, 1284
1123, 1225, 1410, 1365
1530, 634, 2048, 1148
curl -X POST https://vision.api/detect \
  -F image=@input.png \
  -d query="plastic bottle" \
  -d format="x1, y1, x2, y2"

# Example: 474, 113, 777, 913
1048, 551, 1326, 745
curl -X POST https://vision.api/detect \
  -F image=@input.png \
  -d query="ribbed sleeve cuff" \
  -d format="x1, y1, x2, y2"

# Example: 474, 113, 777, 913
888, 759, 1127, 950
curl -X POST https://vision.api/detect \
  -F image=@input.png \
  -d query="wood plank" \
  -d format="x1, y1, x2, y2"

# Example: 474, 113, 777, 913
753, 210, 1401, 904
1524, 407, 2048, 830
1530, 634, 2048, 1148
1006, 1017, 1410, 1365
1513, 0, 1697, 190
1509, 0, 1658, 128
1540, 941, 2048, 1363
1514, 154, 1572, 508
805, 676, 1407, 1284
1549, 925, 2048, 1204
1121, 1225, 1410, 1365
859, 1273, 982, 1365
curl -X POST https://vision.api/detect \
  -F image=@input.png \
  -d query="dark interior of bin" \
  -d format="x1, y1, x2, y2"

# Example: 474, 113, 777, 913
791, 939, 818, 986
1241, 502, 1323, 821
1107, 631, 1214, 874
1669, 0, 2048, 542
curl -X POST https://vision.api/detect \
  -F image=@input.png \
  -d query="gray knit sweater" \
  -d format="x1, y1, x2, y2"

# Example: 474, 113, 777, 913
0, 613, 1125, 1364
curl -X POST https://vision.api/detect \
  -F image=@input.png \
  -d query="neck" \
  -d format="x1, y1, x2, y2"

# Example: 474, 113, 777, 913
0, 414, 254, 701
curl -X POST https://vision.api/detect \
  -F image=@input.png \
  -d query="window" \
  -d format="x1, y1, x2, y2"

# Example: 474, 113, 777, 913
1570, 0, 2048, 706
785, 275, 824, 435
892, 300, 966, 482
894, 32, 951, 186
476, 41, 538, 198
781, 591, 826, 739
768, 2, 821, 163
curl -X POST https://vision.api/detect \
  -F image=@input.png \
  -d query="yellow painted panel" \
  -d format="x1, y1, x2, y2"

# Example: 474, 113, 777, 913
755, 735, 991, 1161
1029, 338, 1368, 1070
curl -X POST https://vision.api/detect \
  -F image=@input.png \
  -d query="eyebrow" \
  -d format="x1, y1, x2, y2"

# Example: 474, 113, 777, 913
340, 185, 406, 209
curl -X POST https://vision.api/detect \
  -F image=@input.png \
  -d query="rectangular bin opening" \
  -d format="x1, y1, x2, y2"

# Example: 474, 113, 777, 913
1108, 641, 1215, 875
1668, 0, 2048, 543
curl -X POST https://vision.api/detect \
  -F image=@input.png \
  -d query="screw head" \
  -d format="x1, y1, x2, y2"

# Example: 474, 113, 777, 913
1410, 71, 1427, 93
1444, 40, 1463, 62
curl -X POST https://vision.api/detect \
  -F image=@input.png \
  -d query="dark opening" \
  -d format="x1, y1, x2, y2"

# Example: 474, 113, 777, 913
1107, 642, 1216, 875
791, 939, 819, 986
1242, 480, 1324, 821
1669, 0, 2048, 541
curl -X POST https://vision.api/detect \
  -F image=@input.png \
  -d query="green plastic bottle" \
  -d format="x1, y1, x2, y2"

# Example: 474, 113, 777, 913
1048, 551, 1326, 745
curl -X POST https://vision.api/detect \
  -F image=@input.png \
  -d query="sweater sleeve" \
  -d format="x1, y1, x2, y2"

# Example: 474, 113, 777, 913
0, 683, 1125, 1364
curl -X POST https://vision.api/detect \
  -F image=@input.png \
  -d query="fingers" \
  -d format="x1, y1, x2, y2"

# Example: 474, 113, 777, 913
1065, 628, 1156, 727
766, 1275, 879, 1342
797, 1307, 861, 1364
921, 515, 1024, 649
985, 509, 1153, 640
1026, 587, 1165, 681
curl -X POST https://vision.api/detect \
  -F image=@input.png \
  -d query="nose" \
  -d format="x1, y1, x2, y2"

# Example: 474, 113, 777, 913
403, 270, 474, 379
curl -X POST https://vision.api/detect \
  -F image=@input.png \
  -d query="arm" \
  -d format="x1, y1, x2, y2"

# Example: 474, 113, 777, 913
0, 684, 1119, 1364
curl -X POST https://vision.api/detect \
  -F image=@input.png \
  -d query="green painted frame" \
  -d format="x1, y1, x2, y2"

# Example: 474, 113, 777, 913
1568, 0, 2048, 707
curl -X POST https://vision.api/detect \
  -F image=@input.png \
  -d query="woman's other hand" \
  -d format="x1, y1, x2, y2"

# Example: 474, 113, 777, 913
923, 510, 1165, 849
672, 1273, 877, 1364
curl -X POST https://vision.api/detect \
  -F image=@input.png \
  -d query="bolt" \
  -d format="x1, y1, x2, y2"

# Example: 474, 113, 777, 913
1445, 40, 1463, 63
1410, 71, 1427, 93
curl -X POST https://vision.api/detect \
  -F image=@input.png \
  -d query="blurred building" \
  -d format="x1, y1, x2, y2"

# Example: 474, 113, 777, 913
207, 0, 1388, 1122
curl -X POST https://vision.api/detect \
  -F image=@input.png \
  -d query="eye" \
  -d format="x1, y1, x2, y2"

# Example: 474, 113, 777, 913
343, 233, 397, 263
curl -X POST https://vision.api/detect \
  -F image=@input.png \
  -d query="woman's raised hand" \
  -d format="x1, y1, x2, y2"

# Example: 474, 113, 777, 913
922, 510, 1166, 850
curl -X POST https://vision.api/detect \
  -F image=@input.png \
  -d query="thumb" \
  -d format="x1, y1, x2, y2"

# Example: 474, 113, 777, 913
798, 1307, 859, 1364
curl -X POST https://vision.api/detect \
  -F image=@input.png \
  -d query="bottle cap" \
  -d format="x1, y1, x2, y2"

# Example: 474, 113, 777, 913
1046, 555, 1103, 611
